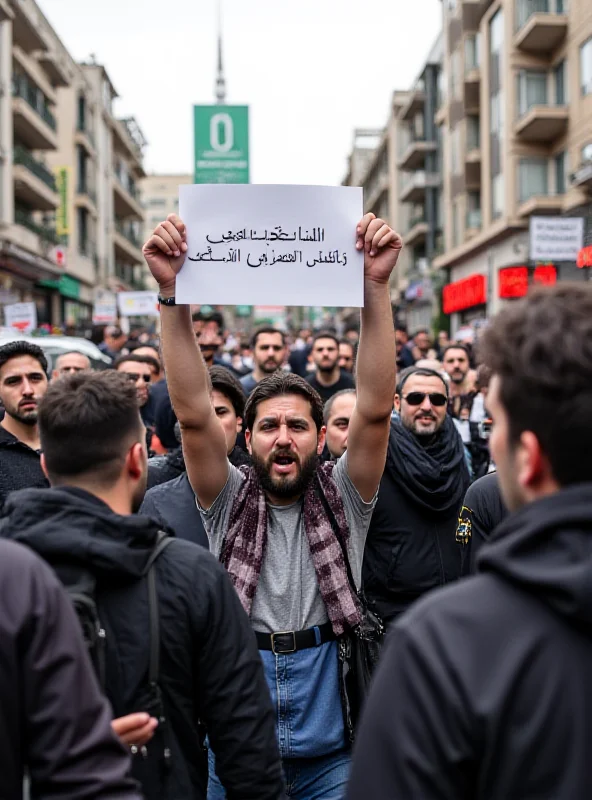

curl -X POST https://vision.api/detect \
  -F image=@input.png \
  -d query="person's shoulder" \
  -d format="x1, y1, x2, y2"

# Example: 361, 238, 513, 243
339, 370, 356, 387
0, 539, 60, 599
240, 372, 255, 388
158, 535, 231, 593
464, 472, 500, 507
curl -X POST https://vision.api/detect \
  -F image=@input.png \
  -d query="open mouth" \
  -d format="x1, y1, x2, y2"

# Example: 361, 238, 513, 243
273, 454, 297, 473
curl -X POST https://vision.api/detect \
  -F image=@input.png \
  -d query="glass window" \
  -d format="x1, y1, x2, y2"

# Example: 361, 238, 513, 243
554, 151, 566, 194
555, 60, 566, 104
492, 173, 504, 219
518, 71, 548, 115
490, 9, 504, 54
148, 198, 166, 207
582, 38, 592, 95
519, 158, 548, 203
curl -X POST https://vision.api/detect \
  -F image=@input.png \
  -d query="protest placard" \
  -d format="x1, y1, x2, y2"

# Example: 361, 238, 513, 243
4, 302, 37, 333
177, 185, 364, 307
117, 291, 159, 317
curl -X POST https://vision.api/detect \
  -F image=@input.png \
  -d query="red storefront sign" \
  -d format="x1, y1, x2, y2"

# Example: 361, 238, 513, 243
498, 265, 557, 299
443, 274, 487, 314
577, 246, 592, 268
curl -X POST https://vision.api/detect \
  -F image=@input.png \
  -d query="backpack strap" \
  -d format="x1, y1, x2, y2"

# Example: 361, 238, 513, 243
143, 532, 174, 685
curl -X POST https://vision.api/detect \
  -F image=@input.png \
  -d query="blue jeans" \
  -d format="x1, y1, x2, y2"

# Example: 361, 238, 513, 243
207, 747, 350, 800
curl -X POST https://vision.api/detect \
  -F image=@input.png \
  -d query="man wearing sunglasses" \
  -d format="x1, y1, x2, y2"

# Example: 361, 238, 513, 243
363, 366, 471, 626
114, 354, 160, 452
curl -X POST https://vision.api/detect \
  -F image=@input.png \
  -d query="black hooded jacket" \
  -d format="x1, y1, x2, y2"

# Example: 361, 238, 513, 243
362, 416, 470, 622
0, 487, 284, 800
349, 484, 592, 800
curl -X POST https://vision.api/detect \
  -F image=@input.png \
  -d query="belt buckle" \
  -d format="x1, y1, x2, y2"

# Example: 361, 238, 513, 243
271, 630, 296, 655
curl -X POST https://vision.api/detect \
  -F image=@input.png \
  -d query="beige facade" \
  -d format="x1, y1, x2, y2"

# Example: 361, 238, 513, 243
0, 0, 146, 328
436, 0, 592, 331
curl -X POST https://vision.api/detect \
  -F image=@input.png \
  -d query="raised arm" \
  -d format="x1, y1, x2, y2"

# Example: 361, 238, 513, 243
142, 214, 228, 509
346, 213, 401, 502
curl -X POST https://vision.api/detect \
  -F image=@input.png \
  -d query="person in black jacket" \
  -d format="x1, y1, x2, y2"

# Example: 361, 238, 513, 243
456, 471, 508, 573
363, 366, 470, 624
0, 370, 284, 800
142, 367, 251, 546
348, 283, 592, 800
0, 538, 142, 800
0, 340, 50, 507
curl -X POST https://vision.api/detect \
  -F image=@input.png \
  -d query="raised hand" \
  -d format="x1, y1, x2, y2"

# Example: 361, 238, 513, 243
356, 213, 403, 286
142, 214, 188, 295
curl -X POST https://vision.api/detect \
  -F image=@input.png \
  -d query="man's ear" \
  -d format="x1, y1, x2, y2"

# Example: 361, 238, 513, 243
40, 453, 49, 481
245, 428, 252, 454
394, 393, 401, 412
236, 416, 243, 435
126, 442, 145, 480
518, 431, 554, 493
317, 425, 327, 455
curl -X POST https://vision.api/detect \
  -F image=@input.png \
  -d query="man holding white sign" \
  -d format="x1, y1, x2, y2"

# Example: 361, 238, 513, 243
143, 204, 400, 799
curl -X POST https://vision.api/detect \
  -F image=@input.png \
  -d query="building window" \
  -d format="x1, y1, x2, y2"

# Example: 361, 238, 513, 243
148, 198, 166, 207
554, 151, 567, 194
517, 71, 548, 116
490, 9, 504, 54
492, 173, 504, 219
581, 37, 592, 95
519, 158, 548, 204
451, 125, 462, 175
554, 60, 566, 105
465, 34, 480, 73
77, 207, 89, 255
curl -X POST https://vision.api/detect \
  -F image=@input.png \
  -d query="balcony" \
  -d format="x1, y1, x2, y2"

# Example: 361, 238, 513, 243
13, 145, 58, 211
36, 49, 71, 88
111, 117, 146, 175
76, 181, 97, 213
0, 0, 14, 22
398, 136, 437, 171
515, 105, 568, 142
12, 75, 57, 150
517, 194, 563, 217
75, 120, 95, 154
466, 209, 482, 237
399, 171, 440, 204
112, 172, 144, 219
464, 66, 480, 112
515, 0, 567, 54
465, 130, 481, 189
78, 238, 98, 265
15, 208, 59, 244
403, 215, 429, 247
399, 84, 426, 122
571, 162, 592, 192
11, 0, 47, 53
114, 220, 143, 264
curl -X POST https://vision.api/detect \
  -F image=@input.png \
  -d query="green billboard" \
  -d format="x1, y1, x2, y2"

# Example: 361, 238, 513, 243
194, 105, 249, 184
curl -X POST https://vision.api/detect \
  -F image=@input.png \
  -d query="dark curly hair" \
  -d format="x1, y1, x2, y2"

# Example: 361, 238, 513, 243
479, 283, 592, 486
244, 371, 324, 432
0, 340, 48, 374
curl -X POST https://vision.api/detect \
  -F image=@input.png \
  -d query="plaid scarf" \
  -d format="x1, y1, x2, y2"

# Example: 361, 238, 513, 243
220, 462, 362, 635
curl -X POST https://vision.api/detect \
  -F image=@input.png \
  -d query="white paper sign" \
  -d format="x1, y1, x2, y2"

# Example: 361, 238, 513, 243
4, 302, 37, 333
117, 291, 159, 317
177, 185, 364, 307
529, 216, 584, 262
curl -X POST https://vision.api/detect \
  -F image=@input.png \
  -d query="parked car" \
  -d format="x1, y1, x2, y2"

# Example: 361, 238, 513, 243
0, 332, 111, 372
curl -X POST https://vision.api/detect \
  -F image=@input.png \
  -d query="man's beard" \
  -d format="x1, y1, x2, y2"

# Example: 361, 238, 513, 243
451, 371, 467, 385
318, 361, 338, 374
260, 360, 280, 375
405, 412, 442, 439
251, 448, 319, 499
6, 406, 38, 426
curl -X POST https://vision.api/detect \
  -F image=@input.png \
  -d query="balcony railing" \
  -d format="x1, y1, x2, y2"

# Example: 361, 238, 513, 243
466, 209, 482, 229
12, 74, 57, 131
15, 208, 59, 243
516, 0, 565, 31
114, 169, 139, 200
13, 146, 56, 191
409, 214, 427, 228
467, 122, 481, 150
115, 219, 142, 248
76, 119, 95, 147
78, 239, 97, 260
77, 181, 97, 205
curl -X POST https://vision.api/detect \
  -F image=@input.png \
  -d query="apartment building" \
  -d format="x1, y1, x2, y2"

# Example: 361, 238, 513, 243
0, 0, 147, 328
436, 0, 592, 333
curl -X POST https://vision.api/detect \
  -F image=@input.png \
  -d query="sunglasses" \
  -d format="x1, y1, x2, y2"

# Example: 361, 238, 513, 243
199, 344, 219, 352
123, 372, 151, 384
403, 392, 448, 407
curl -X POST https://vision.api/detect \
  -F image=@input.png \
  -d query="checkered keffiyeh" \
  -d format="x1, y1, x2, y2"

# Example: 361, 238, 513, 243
220, 462, 362, 636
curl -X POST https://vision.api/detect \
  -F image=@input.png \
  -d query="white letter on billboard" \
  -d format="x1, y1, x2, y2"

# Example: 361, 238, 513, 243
210, 113, 234, 153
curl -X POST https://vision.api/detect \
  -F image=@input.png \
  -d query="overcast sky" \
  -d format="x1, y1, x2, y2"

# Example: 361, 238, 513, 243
40, 0, 442, 185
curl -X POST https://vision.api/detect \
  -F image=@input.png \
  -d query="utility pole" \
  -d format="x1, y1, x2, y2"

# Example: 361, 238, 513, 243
214, 0, 226, 105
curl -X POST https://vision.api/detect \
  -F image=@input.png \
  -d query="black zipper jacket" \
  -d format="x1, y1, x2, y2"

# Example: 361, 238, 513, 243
349, 484, 592, 800
0, 426, 47, 508
0, 487, 284, 800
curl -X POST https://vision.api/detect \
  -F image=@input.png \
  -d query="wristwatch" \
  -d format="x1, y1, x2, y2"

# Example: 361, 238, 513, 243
158, 294, 176, 306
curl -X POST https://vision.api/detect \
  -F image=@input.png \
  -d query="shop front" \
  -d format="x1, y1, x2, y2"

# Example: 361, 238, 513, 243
443, 274, 487, 333
498, 264, 558, 299
37, 274, 92, 331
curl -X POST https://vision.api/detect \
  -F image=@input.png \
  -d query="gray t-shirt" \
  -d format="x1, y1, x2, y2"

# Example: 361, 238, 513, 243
199, 454, 376, 633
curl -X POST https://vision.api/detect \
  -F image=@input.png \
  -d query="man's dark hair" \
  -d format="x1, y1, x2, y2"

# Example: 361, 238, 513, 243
479, 283, 592, 486
413, 328, 430, 338
0, 341, 48, 374
191, 310, 204, 323
396, 366, 448, 397
209, 366, 246, 419
312, 331, 339, 349
39, 371, 142, 484
442, 344, 470, 360
395, 325, 408, 336
113, 353, 160, 374
245, 371, 324, 433
323, 388, 356, 424
338, 338, 355, 352
251, 326, 286, 349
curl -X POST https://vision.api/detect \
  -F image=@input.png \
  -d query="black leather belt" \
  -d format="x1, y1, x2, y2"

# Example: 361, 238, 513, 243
255, 621, 336, 655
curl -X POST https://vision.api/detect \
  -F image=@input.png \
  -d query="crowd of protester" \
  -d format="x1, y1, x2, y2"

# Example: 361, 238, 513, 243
1, 210, 591, 799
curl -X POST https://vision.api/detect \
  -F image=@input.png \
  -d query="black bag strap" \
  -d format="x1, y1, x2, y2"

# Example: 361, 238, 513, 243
143, 532, 174, 685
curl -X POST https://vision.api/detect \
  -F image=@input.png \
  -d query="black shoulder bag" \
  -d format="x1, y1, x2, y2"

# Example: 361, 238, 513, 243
317, 483, 385, 744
